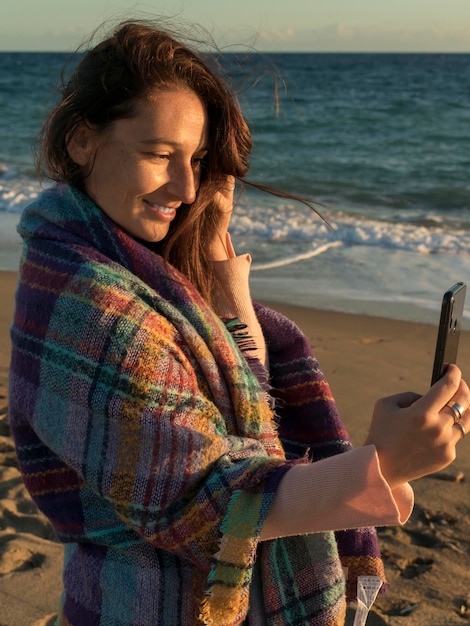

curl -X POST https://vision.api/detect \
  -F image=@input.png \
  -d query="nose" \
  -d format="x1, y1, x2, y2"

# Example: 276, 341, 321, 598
167, 162, 198, 205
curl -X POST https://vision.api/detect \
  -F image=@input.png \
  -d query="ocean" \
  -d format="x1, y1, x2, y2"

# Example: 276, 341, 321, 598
1, 51, 469, 326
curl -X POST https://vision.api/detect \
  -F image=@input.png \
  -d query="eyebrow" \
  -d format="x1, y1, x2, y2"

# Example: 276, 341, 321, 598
140, 138, 173, 145
140, 138, 208, 152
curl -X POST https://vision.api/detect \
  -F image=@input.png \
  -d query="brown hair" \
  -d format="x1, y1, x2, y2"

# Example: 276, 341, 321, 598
38, 20, 323, 302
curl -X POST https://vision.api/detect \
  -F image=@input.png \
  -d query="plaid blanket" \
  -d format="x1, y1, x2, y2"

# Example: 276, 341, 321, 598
9, 185, 384, 625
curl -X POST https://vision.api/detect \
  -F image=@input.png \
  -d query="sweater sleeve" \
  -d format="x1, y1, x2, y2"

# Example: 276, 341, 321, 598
260, 444, 414, 541
210, 252, 267, 368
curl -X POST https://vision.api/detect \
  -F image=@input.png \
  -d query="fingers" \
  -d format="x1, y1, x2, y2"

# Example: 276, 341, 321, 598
410, 363, 462, 416
208, 176, 237, 260
442, 399, 467, 424
444, 400, 466, 423
434, 365, 470, 443
442, 394, 469, 444
376, 366, 464, 427
453, 421, 467, 441
429, 363, 462, 401
413, 365, 469, 446
213, 176, 236, 217
220, 175, 236, 195
365, 368, 469, 488
396, 391, 422, 409
216, 176, 236, 207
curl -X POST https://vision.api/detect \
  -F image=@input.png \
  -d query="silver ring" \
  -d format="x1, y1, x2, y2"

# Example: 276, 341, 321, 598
446, 401, 465, 423
223, 186, 235, 192
454, 422, 466, 439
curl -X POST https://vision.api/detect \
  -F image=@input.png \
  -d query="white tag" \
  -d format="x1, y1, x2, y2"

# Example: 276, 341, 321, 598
352, 576, 383, 626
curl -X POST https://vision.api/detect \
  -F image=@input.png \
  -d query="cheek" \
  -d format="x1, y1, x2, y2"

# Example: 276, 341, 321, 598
105, 158, 142, 196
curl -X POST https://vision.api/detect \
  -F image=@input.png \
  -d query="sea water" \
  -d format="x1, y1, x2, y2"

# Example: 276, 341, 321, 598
1, 51, 469, 326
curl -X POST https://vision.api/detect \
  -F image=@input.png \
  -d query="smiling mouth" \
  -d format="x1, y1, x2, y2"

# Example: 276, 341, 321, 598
143, 200, 177, 221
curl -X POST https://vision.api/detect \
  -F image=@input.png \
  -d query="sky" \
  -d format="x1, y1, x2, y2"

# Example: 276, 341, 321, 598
2, 0, 470, 52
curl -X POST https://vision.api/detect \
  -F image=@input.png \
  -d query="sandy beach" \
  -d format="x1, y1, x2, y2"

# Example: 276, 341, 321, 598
1, 269, 469, 626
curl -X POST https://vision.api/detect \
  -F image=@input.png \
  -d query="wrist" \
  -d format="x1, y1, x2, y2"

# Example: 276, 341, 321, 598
208, 232, 235, 260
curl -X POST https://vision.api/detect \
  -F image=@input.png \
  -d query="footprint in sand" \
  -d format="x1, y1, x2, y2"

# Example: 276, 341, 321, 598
0, 534, 45, 574
0, 431, 18, 468
0, 465, 56, 540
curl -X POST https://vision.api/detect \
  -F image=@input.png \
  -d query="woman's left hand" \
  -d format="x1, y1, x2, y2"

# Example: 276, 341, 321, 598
208, 176, 236, 260
364, 364, 470, 490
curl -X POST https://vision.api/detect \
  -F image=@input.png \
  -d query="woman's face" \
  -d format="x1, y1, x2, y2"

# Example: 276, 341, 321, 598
72, 89, 209, 242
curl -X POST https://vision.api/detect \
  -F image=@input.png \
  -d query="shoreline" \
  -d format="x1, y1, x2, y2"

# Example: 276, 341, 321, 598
1, 271, 470, 625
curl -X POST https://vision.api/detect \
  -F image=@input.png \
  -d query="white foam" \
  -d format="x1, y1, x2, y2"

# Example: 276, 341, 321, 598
0, 183, 40, 213
230, 202, 470, 257
252, 241, 343, 270
0, 187, 468, 325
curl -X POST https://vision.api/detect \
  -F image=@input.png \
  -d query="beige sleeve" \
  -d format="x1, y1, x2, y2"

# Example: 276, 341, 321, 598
210, 252, 267, 368
260, 445, 414, 541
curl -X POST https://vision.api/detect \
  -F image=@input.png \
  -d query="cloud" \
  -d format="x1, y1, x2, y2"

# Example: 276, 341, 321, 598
253, 22, 470, 52
2, 17, 470, 53
336, 23, 355, 40
257, 26, 297, 43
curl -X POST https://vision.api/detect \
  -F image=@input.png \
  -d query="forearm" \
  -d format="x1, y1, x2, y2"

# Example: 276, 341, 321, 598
260, 445, 414, 541
210, 236, 267, 367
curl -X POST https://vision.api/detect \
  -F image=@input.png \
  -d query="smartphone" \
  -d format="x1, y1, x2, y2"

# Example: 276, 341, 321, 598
431, 282, 466, 385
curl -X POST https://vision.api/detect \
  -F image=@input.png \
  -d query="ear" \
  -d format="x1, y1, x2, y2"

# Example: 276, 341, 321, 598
66, 122, 97, 167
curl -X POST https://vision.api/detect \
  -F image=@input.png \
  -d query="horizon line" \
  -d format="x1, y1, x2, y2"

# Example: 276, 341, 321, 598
2, 49, 470, 54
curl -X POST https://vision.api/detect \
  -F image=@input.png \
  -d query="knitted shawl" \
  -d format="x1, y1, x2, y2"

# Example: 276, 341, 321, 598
9, 185, 384, 626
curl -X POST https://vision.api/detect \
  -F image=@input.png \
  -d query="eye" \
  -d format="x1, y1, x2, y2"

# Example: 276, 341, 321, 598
192, 153, 207, 170
142, 151, 170, 161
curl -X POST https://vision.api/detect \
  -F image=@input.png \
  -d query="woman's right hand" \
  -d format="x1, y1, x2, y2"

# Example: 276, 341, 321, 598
364, 364, 469, 490
207, 176, 236, 261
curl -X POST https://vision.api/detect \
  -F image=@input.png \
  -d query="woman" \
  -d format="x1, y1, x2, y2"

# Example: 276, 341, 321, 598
8, 21, 469, 626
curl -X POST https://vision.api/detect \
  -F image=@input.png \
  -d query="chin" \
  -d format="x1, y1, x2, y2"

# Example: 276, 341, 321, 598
146, 230, 170, 244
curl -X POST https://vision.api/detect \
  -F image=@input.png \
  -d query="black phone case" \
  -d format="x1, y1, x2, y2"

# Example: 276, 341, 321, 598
431, 282, 466, 385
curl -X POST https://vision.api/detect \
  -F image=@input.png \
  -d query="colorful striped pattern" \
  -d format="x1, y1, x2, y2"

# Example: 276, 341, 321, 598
9, 185, 384, 625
